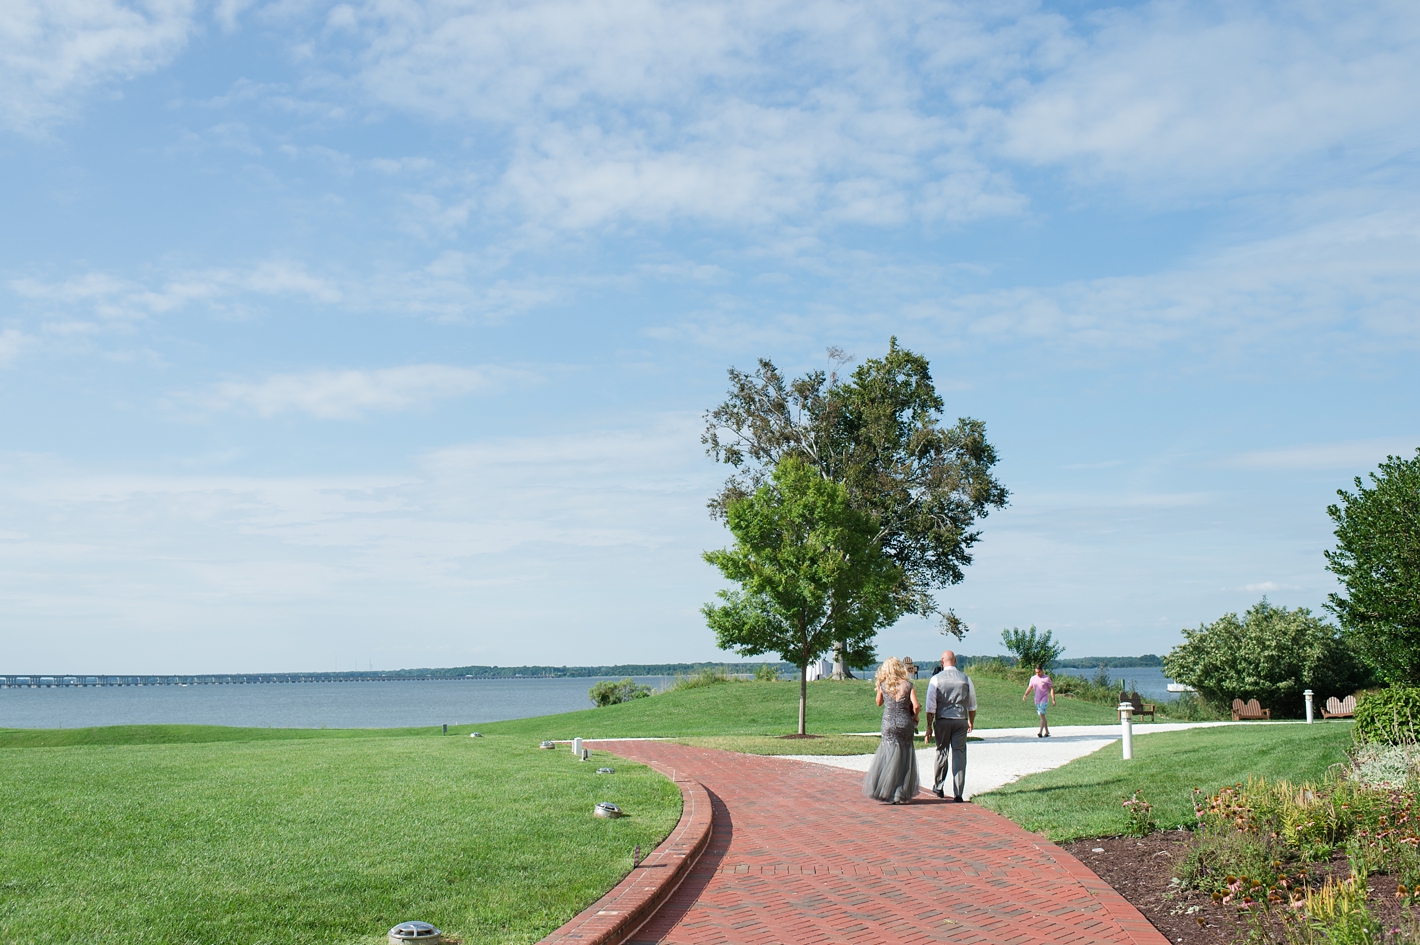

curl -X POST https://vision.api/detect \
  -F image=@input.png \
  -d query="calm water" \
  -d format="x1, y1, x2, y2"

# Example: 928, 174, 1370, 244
1083, 666, 1178, 701
0, 677, 674, 730
0, 667, 1180, 730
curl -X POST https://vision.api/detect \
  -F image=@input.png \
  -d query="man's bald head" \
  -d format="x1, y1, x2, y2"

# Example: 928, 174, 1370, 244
941, 650, 957, 667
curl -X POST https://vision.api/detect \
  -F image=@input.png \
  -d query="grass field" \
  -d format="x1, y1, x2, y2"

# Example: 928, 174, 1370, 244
477, 677, 1121, 739
974, 722, 1354, 841
0, 728, 680, 944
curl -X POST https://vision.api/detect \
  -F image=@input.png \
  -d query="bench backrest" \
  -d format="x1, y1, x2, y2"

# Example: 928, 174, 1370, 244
1326, 695, 1356, 714
1233, 698, 1265, 717
1128, 692, 1145, 711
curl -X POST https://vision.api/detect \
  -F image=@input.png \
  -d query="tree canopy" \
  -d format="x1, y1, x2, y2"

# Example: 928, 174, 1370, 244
1162, 599, 1371, 717
1001, 626, 1064, 672
703, 339, 1007, 640
702, 457, 905, 733
1325, 449, 1420, 684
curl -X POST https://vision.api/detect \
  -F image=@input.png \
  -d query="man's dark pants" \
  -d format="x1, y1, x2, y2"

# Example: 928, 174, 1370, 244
933, 717, 969, 800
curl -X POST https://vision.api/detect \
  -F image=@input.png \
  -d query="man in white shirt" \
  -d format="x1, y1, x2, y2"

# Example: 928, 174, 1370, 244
923, 650, 977, 801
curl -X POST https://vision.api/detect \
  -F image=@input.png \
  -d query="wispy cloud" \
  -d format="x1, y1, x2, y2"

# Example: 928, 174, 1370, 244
1000, 2, 1420, 195
208, 364, 530, 419
1230, 437, 1420, 472
0, 0, 196, 134
10, 260, 341, 325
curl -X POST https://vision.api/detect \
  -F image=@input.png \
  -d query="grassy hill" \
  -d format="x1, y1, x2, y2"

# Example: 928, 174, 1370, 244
0, 729, 678, 944
476, 676, 1122, 738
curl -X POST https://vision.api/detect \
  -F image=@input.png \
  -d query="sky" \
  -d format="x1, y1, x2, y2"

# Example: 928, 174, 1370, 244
1, 0, 1417, 674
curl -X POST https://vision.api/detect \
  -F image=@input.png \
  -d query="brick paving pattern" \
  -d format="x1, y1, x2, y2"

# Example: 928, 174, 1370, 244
596, 740, 1169, 945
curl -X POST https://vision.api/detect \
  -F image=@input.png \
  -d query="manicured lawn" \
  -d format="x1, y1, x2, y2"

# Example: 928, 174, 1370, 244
974, 722, 1354, 841
0, 731, 680, 944
477, 677, 1120, 739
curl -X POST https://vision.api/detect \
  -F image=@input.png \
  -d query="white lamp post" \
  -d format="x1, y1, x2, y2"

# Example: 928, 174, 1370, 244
1304, 690, 1314, 724
1118, 701, 1134, 760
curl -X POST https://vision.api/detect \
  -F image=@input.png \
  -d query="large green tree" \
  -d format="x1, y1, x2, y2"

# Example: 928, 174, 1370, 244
1162, 599, 1371, 717
703, 340, 1007, 668
1325, 449, 1420, 684
703, 457, 906, 733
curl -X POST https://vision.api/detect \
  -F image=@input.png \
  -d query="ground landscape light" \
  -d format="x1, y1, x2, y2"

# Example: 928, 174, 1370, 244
388, 921, 442, 945
594, 802, 623, 818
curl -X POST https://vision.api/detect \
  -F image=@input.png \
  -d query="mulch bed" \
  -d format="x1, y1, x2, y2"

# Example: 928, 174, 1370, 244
1061, 831, 1408, 945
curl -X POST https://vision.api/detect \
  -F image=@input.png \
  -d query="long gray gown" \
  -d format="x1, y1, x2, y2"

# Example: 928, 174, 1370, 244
863, 686, 919, 803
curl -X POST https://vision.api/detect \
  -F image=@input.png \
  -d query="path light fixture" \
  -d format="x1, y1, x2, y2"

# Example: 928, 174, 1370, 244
539, 740, 556, 749
470, 732, 483, 738
594, 802, 623, 818
388, 921, 442, 945
573, 737, 583, 756
1305, 690, 1314, 724
1118, 701, 1134, 760
596, 767, 615, 774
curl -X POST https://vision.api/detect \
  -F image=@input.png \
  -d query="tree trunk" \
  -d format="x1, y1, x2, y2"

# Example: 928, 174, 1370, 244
798, 664, 807, 735
831, 641, 847, 680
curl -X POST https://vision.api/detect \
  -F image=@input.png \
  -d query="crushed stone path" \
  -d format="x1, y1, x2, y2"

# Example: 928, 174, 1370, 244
596, 739, 1169, 945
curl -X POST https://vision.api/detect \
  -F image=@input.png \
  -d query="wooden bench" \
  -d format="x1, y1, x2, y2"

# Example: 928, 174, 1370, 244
1322, 695, 1356, 719
1119, 691, 1155, 721
1231, 698, 1271, 721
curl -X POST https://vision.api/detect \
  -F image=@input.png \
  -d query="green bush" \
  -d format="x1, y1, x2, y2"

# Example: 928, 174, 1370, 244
588, 678, 653, 707
1354, 687, 1420, 744
1001, 626, 1064, 672
753, 663, 781, 681
670, 667, 736, 691
1162, 599, 1372, 717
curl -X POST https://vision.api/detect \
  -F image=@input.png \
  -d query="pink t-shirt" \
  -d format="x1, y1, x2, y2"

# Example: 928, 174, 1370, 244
1028, 675, 1053, 700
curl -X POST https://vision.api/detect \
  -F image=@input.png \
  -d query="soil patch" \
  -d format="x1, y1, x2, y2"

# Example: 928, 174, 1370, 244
776, 733, 824, 740
1062, 832, 1407, 945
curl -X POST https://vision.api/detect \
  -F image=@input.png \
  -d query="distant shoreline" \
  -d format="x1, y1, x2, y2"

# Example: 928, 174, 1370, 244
1, 654, 1164, 688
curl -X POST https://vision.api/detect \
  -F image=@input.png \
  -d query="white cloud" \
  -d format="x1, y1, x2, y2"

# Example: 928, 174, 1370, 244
208, 364, 528, 419
1231, 437, 1420, 472
0, 0, 195, 133
0, 417, 725, 669
1243, 582, 1298, 593
0, 328, 33, 365
908, 199, 1420, 356
1000, 2, 1420, 193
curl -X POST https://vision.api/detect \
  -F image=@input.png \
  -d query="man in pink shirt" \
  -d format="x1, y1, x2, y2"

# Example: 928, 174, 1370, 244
1023, 665, 1056, 737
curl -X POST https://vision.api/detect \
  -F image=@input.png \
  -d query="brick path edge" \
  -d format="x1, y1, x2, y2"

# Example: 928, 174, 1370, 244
536, 766, 714, 945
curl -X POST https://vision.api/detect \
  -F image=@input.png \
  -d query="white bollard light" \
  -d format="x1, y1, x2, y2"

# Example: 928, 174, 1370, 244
1305, 690, 1314, 724
1118, 702, 1134, 760
573, 737, 583, 757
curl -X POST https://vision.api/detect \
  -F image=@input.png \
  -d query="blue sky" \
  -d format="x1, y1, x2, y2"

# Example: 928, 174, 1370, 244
1, 0, 1417, 673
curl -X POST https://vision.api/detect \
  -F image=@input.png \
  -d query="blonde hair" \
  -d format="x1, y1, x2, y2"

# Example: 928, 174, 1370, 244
876, 656, 909, 690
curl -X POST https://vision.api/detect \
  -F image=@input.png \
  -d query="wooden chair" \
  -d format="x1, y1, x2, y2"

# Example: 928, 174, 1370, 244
1322, 695, 1356, 719
1231, 698, 1271, 721
1119, 691, 1156, 721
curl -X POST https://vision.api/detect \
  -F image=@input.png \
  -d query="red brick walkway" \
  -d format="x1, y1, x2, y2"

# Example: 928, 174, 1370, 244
596, 741, 1168, 945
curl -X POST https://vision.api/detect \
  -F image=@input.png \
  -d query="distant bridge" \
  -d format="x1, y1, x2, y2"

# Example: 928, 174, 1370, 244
0, 673, 507, 688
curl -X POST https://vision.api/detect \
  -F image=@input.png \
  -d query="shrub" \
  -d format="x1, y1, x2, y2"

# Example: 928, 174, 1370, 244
589, 678, 653, 707
1354, 687, 1420, 744
753, 663, 781, 681
671, 667, 736, 691
1162, 599, 1372, 718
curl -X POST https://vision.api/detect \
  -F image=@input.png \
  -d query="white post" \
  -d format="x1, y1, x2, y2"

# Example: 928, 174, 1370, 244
573, 737, 582, 757
1304, 690, 1314, 724
1118, 702, 1134, 760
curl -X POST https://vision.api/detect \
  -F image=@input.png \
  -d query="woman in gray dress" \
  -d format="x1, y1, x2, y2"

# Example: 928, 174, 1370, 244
863, 657, 921, 804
